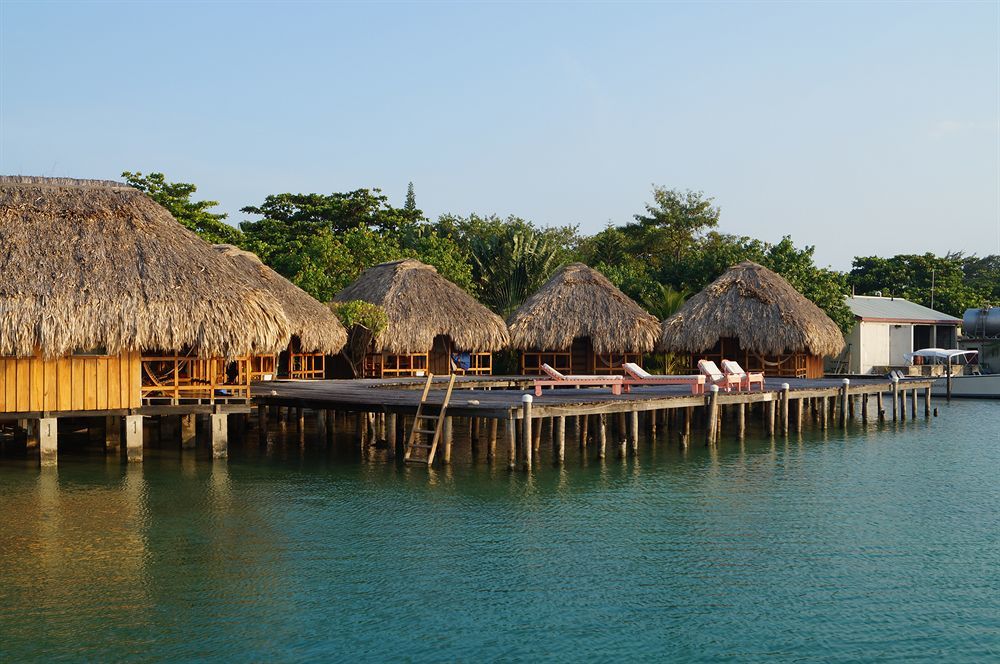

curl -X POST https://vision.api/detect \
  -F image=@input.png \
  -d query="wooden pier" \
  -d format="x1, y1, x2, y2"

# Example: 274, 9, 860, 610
253, 374, 937, 470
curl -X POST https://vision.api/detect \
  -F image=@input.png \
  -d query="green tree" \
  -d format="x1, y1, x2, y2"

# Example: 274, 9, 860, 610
121, 171, 242, 244
848, 253, 986, 316
404, 181, 416, 212
330, 300, 388, 378
627, 186, 720, 263
241, 188, 417, 236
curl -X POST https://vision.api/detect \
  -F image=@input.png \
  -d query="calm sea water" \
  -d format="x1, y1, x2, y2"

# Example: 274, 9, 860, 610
1, 399, 998, 662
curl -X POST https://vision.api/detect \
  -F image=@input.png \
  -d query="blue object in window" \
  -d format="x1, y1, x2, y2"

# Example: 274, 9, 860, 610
451, 352, 471, 370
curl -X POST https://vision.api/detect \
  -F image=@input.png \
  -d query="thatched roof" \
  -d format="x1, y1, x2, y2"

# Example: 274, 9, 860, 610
659, 261, 845, 357
0, 176, 292, 358
507, 263, 659, 354
333, 259, 508, 353
213, 244, 347, 354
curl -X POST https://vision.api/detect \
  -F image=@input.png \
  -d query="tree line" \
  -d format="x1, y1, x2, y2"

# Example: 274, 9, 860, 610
123, 171, 1000, 336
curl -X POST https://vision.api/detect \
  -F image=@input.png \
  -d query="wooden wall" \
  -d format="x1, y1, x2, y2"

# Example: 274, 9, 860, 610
0, 352, 142, 414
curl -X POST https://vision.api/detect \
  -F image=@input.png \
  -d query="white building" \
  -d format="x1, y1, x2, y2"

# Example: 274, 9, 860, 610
836, 296, 961, 374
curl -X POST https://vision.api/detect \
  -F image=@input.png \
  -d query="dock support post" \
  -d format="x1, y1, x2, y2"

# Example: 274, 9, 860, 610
443, 417, 453, 465
841, 379, 850, 428
326, 409, 336, 446
554, 416, 566, 465
580, 414, 589, 449
780, 384, 790, 436
891, 378, 899, 421
737, 403, 746, 439
705, 385, 719, 446
910, 389, 917, 418
210, 413, 228, 459
471, 417, 480, 455
617, 412, 627, 458
488, 419, 498, 461
124, 415, 143, 462
820, 396, 828, 430
597, 414, 607, 459
521, 395, 533, 471
946, 362, 952, 401
924, 386, 931, 417
39, 417, 58, 467
877, 390, 885, 421
257, 405, 268, 433
629, 410, 639, 456
105, 415, 121, 452
386, 413, 397, 459
861, 394, 868, 420
316, 409, 327, 442
766, 398, 776, 437
899, 387, 907, 422
296, 408, 305, 433
181, 413, 197, 450
506, 414, 516, 470
682, 407, 692, 447
532, 417, 542, 454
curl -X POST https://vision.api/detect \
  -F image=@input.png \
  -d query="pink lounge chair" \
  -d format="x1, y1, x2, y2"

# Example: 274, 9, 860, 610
534, 363, 624, 397
697, 359, 742, 392
621, 362, 705, 395
721, 360, 765, 392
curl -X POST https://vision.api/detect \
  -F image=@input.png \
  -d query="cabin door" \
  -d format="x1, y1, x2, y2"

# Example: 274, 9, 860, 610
429, 335, 452, 375
570, 337, 591, 375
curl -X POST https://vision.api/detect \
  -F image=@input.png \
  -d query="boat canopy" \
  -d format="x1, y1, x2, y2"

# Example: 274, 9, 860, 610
904, 348, 978, 364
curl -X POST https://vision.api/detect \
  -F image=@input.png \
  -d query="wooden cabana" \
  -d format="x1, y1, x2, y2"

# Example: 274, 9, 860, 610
659, 261, 845, 379
0, 177, 291, 431
213, 245, 346, 380
507, 263, 659, 375
333, 259, 508, 378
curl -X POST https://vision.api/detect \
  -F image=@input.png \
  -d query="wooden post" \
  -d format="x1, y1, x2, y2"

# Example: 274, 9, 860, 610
597, 413, 607, 459
910, 389, 917, 418
924, 385, 931, 417
848, 394, 855, 419
766, 398, 776, 436
257, 404, 268, 433
840, 379, 850, 428
554, 415, 566, 464
780, 384, 790, 436
326, 409, 336, 446
617, 412, 627, 458
891, 378, 899, 421
521, 395, 533, 471
946, 361, 952, 401
124, 415, 143, 463
210, 413, 228, 459
488, 419, 498, 461
532, 417, 543, 454
705, 385, 719, 446
181, 413, 197, 450
861, 394, 868, 420
471, 416, 480, 454
38, 417, 58, 467
316, 409, 327, 442
795, 398, 803, 433
682, 406, 692, 447
386, 413, 397, 460
105, 415, 121, 452
506, 414, 517, 470
877, 390, 885, 421
899, 387, 907, 422
820, 396, 828, 430
737, 403, 746, 439
580, 414, 589, 449
443, 416, 453, 465
629, 410, 639, 456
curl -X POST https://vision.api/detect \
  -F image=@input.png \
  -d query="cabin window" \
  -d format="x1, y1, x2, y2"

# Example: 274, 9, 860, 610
72, 347, 109, 357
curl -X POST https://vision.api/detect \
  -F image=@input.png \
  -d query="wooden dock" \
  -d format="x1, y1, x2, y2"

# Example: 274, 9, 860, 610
253, 375, 937, 469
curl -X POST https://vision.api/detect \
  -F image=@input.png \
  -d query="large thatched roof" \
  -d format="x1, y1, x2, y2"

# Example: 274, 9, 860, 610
333, 259, 508, 354
0, 176, 292, 358
659, 261, 845, 357
213, 244, 347, 354
507, 263, 659, 354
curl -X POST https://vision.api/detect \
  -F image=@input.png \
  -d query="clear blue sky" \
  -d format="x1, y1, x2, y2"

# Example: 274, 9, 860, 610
2, 1, 997, 269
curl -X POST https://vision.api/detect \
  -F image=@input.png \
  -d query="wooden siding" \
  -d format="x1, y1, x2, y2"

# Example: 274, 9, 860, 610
0, 352, 142, 414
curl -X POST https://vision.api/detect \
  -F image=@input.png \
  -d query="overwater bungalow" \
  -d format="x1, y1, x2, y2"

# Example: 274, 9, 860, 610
507, 263, 659, 375
659, 261, 844, 379
333, 259, 508, 377
0, 176, 291, 461
213, 244, 347, 380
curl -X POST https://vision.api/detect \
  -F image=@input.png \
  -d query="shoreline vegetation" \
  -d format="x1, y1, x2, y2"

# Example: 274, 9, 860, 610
124, 171, 999, 341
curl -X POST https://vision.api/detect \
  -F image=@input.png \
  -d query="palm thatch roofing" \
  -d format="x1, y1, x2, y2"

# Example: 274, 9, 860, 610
507, 263, 660, 354
213, 244, 347, 354
0, 176, 292, 359
659, 261, 845, 357
333, 259, 509, 354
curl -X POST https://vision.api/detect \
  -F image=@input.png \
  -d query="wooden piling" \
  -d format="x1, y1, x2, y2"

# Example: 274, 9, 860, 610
924, 386, 931, 417
597, 414, 607, 459
488, 419, 498, 460
39, 417, 58, 467
705, 386, 719, 446
443, 417, 453, 465
780, 384, 790, 436
181, 413, 197, 450
861, 394, 868, 419
506, 414, 516, 470
521, 396, 533, 471
554, 416, 566, 464
386, 413, 397, 459
629, 410, 639, 456
580, 414, 589, 449
891, 380, 899, 421
910, 389, 917, 419
737, 402, 746, 439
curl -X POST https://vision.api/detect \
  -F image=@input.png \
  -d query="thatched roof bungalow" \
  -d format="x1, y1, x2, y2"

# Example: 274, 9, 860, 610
0, 176, 292, 415
507, 263, 659, 375
659, 261, 845, 379
333, 259, 508, 377
214, 244, 346, 379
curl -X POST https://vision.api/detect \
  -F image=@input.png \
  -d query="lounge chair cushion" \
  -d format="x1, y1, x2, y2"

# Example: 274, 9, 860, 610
698, 359, 725, 380
623, 362, 651, 379
540, 363, 565, 380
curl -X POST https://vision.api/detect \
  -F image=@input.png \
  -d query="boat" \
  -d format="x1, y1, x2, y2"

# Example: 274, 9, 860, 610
904, 348, 1000, 400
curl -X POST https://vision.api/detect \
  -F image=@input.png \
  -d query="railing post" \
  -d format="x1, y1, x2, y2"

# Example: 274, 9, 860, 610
841, 378, 850, 428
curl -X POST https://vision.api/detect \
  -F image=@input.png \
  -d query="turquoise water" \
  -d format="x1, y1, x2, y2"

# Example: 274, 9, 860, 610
1, 400, 998, 662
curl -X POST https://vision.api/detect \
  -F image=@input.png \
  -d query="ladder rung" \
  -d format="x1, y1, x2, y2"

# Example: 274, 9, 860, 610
413, 428, 437, 435
408, 443, 433, 450
415, 413, 439, 420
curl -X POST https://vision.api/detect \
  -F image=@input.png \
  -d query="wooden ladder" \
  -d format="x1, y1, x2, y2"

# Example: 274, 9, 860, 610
404, 373, 457, 465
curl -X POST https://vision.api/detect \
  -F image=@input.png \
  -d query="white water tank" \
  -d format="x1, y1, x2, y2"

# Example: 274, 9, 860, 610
963, 307, 1000, 338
